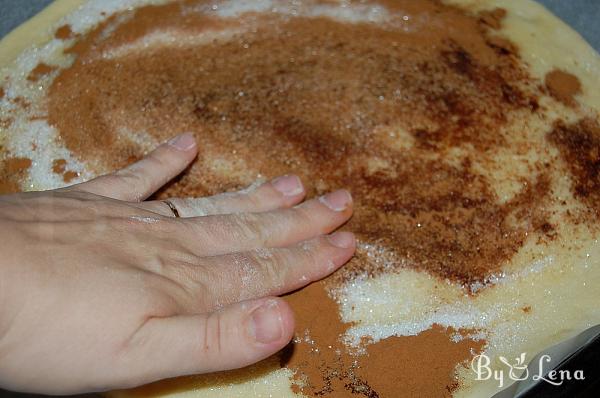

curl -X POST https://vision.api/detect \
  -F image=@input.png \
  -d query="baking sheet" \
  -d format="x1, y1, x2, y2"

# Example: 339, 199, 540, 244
0, 1, 598, 397
495, 325, 600, 397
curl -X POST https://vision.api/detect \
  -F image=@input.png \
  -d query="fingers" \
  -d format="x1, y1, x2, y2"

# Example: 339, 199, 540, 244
140, 175, 305, 217
123, 297, 294, 383
182, 232, 355, 307
180, 189, 353, 256
72, 133, 198, 201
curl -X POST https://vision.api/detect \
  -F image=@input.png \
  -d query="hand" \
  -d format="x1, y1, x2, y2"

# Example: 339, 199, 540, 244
0, 133, 355, 394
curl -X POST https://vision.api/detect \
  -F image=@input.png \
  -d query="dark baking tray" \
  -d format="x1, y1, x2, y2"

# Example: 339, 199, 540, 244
0, 1, 598, 397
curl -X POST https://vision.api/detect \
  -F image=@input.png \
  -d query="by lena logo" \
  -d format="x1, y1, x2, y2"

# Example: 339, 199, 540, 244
471, 353, 585, 388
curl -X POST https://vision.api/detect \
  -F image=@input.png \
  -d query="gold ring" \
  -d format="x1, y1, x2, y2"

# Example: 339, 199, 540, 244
163, 200, 180, 218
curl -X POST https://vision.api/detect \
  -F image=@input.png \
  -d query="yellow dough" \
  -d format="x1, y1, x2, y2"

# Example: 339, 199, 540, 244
1, 1, 599, 397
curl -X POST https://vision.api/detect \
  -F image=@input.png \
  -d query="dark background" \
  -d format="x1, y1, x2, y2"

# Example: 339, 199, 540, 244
0, 1, 599, 398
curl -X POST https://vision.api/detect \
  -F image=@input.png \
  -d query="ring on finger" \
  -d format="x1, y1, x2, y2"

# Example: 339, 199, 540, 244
162, 199, 181, 218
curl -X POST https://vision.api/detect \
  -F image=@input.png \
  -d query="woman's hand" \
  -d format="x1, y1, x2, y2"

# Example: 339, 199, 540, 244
0, 133, 355, 394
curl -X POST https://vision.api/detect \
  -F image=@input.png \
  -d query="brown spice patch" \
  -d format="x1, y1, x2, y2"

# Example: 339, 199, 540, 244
522, 306, 532, 313
545, 69, 581, 107
0, 157, 31, 194
0, 117, 12, 129
284, 282, 355, 396
0, 181, 18, 194
27, 62, 57, 82
486, 36, 519, 56
55, 24, 74, 40
355, 326, 485, 398
52, 158, 67, 174
0, 87, 4, 99
479, 8, 507, 30
548, 118, 600, 217
12, 96, 30, 109
4, 157, 31, 173
284, 281, 485, 397
63, 171, 79, 183
52, 159, 79, 183
47, 0, 552, 286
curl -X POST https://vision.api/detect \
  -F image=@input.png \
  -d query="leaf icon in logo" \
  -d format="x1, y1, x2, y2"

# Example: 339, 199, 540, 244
499, 353, 529, 381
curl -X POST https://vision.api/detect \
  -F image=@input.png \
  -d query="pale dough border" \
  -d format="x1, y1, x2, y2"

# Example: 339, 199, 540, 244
0, 0, 84, 68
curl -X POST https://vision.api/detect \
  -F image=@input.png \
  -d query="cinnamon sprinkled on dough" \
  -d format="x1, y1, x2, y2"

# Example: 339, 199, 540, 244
548, 118, 600, 217
48, 0, 549, 286
26, 62, 57, 82
52, 158, 67, 175
354, 326, 484, 398
54, 24, 74, 40
479, 8, 507, 30
2, 1, 597, 396
52, 158, 79, 183
0, 157, 31, 194
284, 281, 483, 397
63, 171, 79, 183
545, 69, 582, 106
3, 157, 31, 173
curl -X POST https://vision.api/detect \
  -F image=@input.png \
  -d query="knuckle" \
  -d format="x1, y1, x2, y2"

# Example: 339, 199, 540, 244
177, 218, 206, 237
173, 267, 214, 310
143, 254, 168, 275
57, 189, 97, 201
252, 249, 286, 288
145, 152, 169, 170
232, 213, 266, 244
108, 170, 132, 183
22, 220, 63, 242
231, 252, 261, 282
301, 240, 322, 262
253, 250, 277, 275
244, 191, 264, 209
205, 312, 224, 355
298, 238, 330, 276
297, 242, 321, 269
244, 185, 273, 208
115, 168, 150, 188
226, 251, 283, 296
185, 197, 216, 217
175, 258, 210, 285
290, 205, 314, 227
142, 261, 203, 311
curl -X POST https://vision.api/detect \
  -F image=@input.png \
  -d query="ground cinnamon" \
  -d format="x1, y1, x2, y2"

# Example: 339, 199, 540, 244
3, 1, 599, 396
284, 281, 484, 397
47, 0, 553, 287
545, 69, 582, 106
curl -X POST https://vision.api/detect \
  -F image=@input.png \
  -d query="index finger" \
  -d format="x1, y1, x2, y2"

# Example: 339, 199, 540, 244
69, 133, 198, 201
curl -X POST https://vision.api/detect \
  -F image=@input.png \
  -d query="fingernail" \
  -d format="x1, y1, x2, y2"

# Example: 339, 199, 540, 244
328, 231, 355, 249
167, 132, 196, 151
319, 190, 352, 211
250, 299, 284, 344
271, 175, 304, 196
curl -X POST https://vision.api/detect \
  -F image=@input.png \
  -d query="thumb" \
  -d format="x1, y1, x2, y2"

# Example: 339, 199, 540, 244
119, 297, 295, 387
